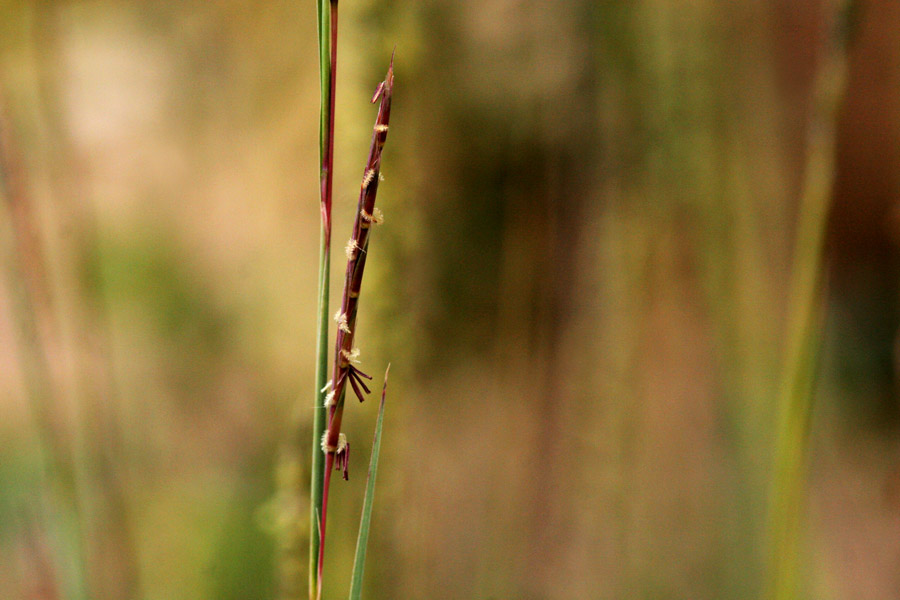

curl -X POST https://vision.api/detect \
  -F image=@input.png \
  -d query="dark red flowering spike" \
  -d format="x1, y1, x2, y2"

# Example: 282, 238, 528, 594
317, 55, 395, 593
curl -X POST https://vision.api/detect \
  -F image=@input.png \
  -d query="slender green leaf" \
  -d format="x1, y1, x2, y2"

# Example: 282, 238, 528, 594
348, 365, 390, 600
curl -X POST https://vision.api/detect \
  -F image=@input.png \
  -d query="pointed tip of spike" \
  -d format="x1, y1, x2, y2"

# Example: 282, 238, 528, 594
387, 48, 395, 88
381, 364, 390, 399
371, 51, 395, 103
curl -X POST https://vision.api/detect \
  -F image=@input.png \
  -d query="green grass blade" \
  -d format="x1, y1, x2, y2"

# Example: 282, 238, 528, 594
309, 1, 332, 598
348, 365, 390, 600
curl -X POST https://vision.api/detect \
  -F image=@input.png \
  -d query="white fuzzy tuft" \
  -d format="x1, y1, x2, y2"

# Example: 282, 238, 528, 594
360, 207, 384, 226
345, 238, 361, 260
340, 347, 361, 364
334, 312, 351, 334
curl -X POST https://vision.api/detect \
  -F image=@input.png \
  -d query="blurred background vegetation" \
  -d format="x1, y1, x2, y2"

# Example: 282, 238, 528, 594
1, 1, 900, 598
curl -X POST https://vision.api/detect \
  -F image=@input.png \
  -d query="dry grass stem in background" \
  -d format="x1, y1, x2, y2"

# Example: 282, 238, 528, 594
766, 2, 854, 598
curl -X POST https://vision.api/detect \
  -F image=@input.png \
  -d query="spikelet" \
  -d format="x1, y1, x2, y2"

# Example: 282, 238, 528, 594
320, 430, 348, 454
345, 238, 361, 260
362, 168, 376, 189
360, 207, 384, 226
340, 347, 360, 365
334, 311, 351, 334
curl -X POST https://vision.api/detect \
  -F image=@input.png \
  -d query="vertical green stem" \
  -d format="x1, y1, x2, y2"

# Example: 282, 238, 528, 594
309, 234, 330, 600
309, 1, 336, 599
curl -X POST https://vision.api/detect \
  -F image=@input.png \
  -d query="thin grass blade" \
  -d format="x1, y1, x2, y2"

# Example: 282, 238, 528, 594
348, 365, 390, 600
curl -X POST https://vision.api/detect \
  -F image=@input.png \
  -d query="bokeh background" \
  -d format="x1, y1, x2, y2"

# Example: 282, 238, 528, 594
2, 1, 900, 598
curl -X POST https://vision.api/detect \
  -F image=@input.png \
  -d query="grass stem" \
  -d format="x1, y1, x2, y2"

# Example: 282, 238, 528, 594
309, 1, 338, 598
